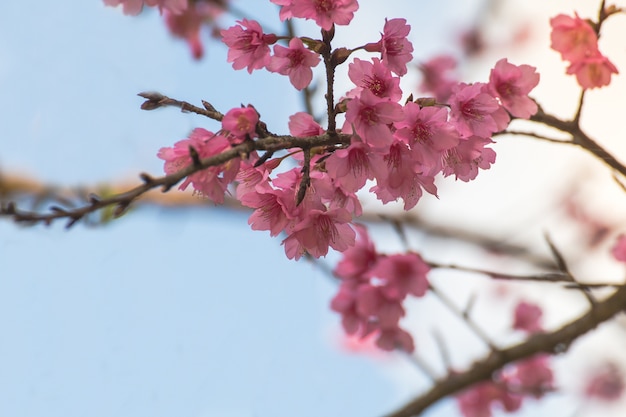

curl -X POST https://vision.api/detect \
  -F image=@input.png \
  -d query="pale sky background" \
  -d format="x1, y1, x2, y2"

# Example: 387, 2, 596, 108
2, 1, 626, 417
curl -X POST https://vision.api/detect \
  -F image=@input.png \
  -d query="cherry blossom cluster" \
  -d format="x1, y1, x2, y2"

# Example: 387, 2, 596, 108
330, 224, 428, 352
457, 301, 554, 417
550, 12, 618, 89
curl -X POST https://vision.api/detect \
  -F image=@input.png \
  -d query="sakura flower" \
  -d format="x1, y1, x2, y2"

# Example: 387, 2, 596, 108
282, 207, 356, 260
450, 83, 502, 138
567, 54, 619, 89
488, 58, 539, 119
443, 135, 496, 182
418, 54, 458, 102
270, 0, 295, 20
370, 140, 438, 210
157, 128, 239, 203
457, 380, 522, 417
367, 253, 430, 300
550, 13, 599, 62
355, 285, 405, 328
325, 141, 375, 193
288, 112, 325, 137
585, 362, 625, 402
221, 19, 277, 73
334, 223, 378, 281
222, 106, 259, 141
241, 187, 296, 237
366, 18, 414, 76
344, 90, 404, 149
268, 37, 321, 90
163, 2, 223, 60
512, 301, 543, 333
395, 102, 459, 173
330, 284, 363, 334
508, 355, 554, 398
287, 0, 359, 31
104, 0, 187, 15
611, 234, 626, 262
348, 58, 402, 102
375, 327, 415, 352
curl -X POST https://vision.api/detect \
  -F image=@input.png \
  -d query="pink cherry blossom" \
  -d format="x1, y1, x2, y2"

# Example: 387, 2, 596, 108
366, 18, 414, 76
395, 102, 459, 173
370, 140, 438, 210
418, 55, 458, 102
375, 327, 415, 352
330, 284, 362, 334
282, 207, 356, 260
567, 54, 619, 89
287, 0, 359, 31
585, 362, 625, 402
325, 141, 375, 193
611, 234, 626, 262
512, 301, 543, 333
450, 83, 502, 138
333, 223, 378, 281
457, 381, 522, 417
344, 90, 404, 149
221, 19, 277, 73
288, 112, 325, 137
241, 187, 295, 237
550, 13, 599, 62
222, 106, 259, 140
355, 285, 405, 328
508, 355, 554, 398
157, 128, 239, 203
163, 2, 223, 60
268, 37, 321, 90
367, 253, 430, 300
443, 135, 496, 182
104, 0, 187, 15
348, 58, 402, 102
488, 58, 539, 119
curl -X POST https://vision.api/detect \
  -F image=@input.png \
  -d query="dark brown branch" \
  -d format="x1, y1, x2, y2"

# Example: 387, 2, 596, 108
0, 132, 351, 226
385, 284, 626, 417
138, 92, 224, 120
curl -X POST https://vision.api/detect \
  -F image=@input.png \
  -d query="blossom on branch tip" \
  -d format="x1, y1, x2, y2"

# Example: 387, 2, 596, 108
277, 0, 359, 31
222, 106, 259, 141
344, 89, 403, 149
221, 19, 277, 73
450, 83, 502, 138
488, 59, 539, 118
366, 18, 414, 76
288, 112, 325, 137
567, 54, 619, 90
347, 58, 402, 102
550, 13, 599, 63
268, 37, 321, 90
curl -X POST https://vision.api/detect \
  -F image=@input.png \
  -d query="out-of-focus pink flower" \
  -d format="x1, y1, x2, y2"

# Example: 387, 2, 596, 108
488, 58, 539, 119
418, 55, 458, 102
458, 380, 523, 417
345, 90, 404, 149
550, 13, 599, 62
366, 18, 414, 76
222, 106, 259, 140
288, 112, 325, 139
376, 327, 415, 352
367, 253, 430, 300
221, 19, 277, 73
164, 2, 223, 60
585, 362, 625, 402
333, 223, 378, 281
509, 355, 554, 398
268, 37, 321, 90
567, 54, 619, 90
104, 0, 187, 15
512, 301, 543, 333
611, 234, 626, 262
348, 58, 402, 102
286, 0, 359, 31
